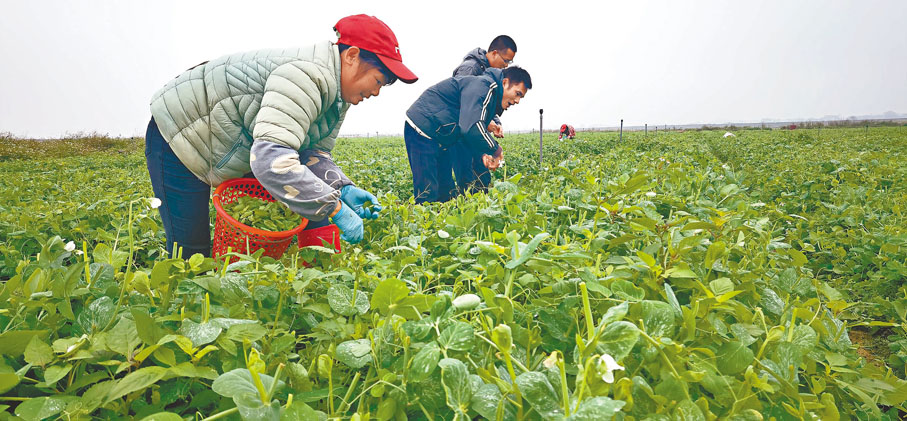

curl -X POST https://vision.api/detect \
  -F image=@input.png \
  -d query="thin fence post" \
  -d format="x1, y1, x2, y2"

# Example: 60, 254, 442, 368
645, 123, 647, 136
539, 109, 544, 168
619, 119, 623, 142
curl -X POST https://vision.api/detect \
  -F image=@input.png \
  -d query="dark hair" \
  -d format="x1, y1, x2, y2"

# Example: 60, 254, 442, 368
488, 35, 517, 54
337, 43, 397, 86
502, 66, 531, 89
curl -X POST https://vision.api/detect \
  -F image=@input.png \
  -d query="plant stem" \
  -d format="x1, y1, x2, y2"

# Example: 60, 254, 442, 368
503, 353, 524, 419
580, 282, 595, 342
556, 352, 570, 417
200, 407, 238, 421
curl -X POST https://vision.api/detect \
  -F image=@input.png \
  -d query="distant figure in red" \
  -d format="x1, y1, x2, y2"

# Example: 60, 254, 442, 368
558, 124, 575, 141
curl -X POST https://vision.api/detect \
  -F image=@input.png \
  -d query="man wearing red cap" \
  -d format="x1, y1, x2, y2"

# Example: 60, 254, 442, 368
145, 14, 417, 257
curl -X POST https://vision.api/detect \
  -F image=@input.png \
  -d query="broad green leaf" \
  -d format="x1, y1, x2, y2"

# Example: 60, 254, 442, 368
0, 363, 20, 394
636, 250, 656, 267
438, 321, 475, 352
281, 400, 326, 421
138, 413, 185, 421
760, 288, 784, 316
505, 232, 550, 269
610, 280, 644, 302
0, 330, 49, 357
370, 278, 410, 315
568, 396, 626, 420
234, 392, 281, 421
178, 319, 223, 348
599, 301, 629, 327
76, 296, 115, 334
43, 364, 72, 386
14, 396, 79, 421
790, 324, 818, 354
672, 399, 705, 421
395, 294, 438, 319
596, 321, 641, 361
108, 316, 141, 357
131, 307, 162, 345
664, 283, 683, 317
169, 362, 218, 380
515, 371, 563, 420
335, 339, 372, 369
641, 300, 676, 337
704, 241, 726, 269
327, 284, 369, 316
212, 369, 284, 399
667, 268, 699, 279
408, 342, 440, 382
105, 366, 168, 404
471, 383, 516, 421
726, 409, 765, 421
24, 336, 54, 366
716, 341, 754, 375
788, 249, 808, 267
730, 324, 759, 347
439, 358, 472, 415
709, 278, 734, 296
223, 322, 267, 343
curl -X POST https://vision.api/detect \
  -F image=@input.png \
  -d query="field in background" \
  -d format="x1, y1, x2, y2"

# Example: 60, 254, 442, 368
0, 128, 905, 419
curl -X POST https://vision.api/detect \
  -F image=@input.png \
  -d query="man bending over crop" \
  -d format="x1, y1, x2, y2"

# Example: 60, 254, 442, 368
404, 66, 532, 203
145, 15, 418, 257
451, 35, 517, 195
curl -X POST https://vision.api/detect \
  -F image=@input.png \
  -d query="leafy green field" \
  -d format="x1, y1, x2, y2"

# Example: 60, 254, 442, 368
0, 128, 905, 420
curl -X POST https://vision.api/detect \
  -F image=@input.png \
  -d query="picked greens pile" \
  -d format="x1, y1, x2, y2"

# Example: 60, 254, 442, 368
222, 195, 303, 232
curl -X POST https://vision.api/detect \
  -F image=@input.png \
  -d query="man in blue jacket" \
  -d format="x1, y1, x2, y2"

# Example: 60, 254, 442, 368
404, 66, 532, 203
451, 36, 517, 195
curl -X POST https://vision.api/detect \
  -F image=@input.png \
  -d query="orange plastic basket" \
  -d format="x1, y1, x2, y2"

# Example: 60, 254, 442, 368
212, 178, 308, 262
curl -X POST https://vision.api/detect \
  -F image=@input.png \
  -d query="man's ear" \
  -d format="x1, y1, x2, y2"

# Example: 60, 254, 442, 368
501, 78, 510, 89
341, 46, 361, 65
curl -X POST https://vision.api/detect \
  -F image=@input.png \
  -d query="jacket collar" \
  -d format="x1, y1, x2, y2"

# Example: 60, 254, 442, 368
464, 47, 489, 70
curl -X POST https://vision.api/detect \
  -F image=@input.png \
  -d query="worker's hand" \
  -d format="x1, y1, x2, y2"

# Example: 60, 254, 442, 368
482, 154, 503, 171
487, 121, 504, 138
330, 202, 364, 244
340, 185, 382, 219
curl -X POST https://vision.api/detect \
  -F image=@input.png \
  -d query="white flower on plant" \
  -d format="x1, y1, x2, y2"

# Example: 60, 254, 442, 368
598, 354, 624, 384
645, 191, 656, 198
149, 198, 162, 209
542, 352, 559, 369
64, 241, 75, 252
438, 229, 450, 239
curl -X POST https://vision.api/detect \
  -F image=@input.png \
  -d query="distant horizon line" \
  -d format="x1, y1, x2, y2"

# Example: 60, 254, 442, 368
3, 115, 905, 140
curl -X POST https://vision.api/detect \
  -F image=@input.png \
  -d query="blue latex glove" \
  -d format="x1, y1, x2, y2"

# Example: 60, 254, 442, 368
330, 202, 363, 244
340, 185, 382, 220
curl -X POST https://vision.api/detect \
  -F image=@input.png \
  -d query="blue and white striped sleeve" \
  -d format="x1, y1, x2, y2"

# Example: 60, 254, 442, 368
458, 79, 500, 155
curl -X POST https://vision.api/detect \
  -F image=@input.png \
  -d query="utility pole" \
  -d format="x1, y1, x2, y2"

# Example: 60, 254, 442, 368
645, 123, 648, 136
539, 109, 544, 168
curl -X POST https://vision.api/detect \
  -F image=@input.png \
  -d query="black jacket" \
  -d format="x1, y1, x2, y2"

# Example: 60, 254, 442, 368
406, 68, 503, 154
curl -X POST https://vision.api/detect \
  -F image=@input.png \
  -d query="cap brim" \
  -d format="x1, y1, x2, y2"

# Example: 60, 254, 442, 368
376, 55, 418, 84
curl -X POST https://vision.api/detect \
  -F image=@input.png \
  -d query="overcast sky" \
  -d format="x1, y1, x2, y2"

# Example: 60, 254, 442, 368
1, 0, 905, 138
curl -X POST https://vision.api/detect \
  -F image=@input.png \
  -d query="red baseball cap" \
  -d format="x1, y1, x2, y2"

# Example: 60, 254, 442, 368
334, 14, 418, 84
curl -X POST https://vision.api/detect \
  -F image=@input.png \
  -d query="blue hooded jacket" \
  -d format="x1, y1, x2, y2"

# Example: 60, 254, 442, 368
452, 48, 489, 78
406, 68, 503, 155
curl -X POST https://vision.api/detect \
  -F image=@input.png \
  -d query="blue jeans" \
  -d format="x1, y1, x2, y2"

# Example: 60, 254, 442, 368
145, 118, 212, 257
452, 142, 491, 195
404, 123, 456, 204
